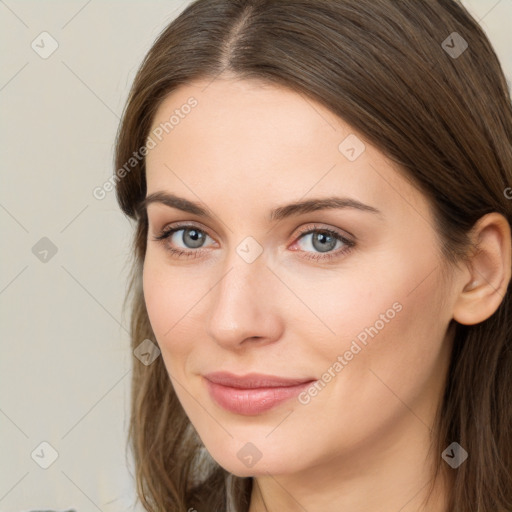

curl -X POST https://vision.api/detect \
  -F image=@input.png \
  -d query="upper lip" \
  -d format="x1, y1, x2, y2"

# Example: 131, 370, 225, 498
203, 371, 315, 389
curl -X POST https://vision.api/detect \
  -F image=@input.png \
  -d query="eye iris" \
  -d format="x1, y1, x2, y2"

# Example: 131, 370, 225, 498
183, 228, 205, 248
312, 231, 337, 253
171, 228, 342, 254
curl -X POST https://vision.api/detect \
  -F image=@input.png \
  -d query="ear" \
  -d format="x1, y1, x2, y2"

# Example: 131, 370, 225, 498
452, 212, 511, 326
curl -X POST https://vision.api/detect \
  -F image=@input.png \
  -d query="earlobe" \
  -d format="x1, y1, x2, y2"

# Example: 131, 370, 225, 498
452, 213, 512, 326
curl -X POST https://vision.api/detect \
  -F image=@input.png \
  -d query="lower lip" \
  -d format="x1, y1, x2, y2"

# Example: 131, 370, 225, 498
204, 379, 314, 415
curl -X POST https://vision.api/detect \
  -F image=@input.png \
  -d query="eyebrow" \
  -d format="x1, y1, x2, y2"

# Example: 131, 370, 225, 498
140, 191, 382, 222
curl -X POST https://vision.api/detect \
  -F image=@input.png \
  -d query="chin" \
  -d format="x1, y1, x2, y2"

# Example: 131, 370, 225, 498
203, 437, 303, 478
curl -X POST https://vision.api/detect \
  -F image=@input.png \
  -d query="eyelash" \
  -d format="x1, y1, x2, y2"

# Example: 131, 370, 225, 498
151, 222, 355, 262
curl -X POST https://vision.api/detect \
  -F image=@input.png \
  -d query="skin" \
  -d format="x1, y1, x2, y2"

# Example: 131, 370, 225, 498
142, 75, 511, 512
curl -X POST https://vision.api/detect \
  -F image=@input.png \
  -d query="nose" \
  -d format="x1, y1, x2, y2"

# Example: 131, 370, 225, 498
205, 250, 283, 350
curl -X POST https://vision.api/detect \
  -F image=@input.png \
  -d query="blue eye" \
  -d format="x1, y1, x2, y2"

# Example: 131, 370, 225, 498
291, 225, 355, 262
153, 225, 215, 259
152, 223, 355, 262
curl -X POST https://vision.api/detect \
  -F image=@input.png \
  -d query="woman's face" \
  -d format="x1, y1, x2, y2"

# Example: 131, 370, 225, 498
142, 77, 459, 477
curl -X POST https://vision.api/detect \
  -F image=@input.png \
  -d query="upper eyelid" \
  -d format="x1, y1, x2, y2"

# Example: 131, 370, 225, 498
156, 220, 215, 239
147, 207, 356, 235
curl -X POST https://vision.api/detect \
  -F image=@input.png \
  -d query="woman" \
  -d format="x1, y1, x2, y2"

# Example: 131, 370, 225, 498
114, 0, 512, 510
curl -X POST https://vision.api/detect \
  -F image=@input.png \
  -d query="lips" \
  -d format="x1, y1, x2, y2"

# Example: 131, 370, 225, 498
203, 372, 316, 415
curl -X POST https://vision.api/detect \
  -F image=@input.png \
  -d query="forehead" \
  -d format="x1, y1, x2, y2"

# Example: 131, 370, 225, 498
145, 78, 429, 224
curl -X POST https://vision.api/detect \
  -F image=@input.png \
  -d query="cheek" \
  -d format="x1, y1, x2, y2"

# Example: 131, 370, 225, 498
142, 255, 200, 358
325, 239, 447, 357
304, 248, 448, 396
289, 265, 404, 363
335, 268, 448, 413
290, 272, 448, 456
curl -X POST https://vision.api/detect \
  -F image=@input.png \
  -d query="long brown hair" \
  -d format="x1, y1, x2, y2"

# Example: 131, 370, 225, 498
114, 1, 512, 510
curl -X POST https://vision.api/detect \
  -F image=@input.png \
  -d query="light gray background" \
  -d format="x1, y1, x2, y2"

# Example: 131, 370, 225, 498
1, 1, 511, 511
